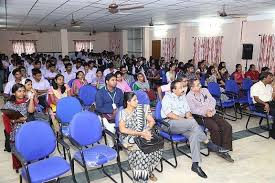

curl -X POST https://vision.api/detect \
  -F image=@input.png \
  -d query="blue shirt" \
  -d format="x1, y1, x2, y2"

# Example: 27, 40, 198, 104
95, 87, 124, 114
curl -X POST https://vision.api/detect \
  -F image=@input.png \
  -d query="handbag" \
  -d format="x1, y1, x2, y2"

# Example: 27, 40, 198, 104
134, 105, 164, 154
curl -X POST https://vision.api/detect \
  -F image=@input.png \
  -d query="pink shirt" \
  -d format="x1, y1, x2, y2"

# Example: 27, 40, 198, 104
116, 79, 132, 93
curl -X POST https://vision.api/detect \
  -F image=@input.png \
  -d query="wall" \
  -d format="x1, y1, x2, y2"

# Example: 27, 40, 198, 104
0, 30, 120, 56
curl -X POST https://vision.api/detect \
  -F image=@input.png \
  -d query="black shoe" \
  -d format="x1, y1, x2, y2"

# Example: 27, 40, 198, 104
191, 165, 207, 178
217, 152, 234, 163
207, 142, 229, 153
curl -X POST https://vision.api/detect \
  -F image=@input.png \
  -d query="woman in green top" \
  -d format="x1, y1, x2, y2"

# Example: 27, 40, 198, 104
133, 73, 150, 91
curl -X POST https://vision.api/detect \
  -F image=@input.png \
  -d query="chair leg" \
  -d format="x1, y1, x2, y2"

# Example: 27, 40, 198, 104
176, 143, 192, 159
83, 164, 90, 183
101, 165, 118, 183
71, 159, 77, 183
19, 175, 22, 183
116, 151, 125, 183
161, 141, 177, 168
246, 115, 270, 139
155, 158, 163, 173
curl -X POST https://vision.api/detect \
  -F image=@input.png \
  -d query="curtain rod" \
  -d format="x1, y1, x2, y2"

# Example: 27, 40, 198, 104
9, 40, 37, 41
73, 40, 95, 41
192, 36, 224, 38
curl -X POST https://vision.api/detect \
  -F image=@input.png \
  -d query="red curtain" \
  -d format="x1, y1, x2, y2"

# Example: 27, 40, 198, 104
258, 35, 275, 73
162, 38, 176, 62
193, 36, 223, 66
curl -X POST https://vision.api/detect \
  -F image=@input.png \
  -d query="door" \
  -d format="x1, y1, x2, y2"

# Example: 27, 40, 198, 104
152, 40, 161, 59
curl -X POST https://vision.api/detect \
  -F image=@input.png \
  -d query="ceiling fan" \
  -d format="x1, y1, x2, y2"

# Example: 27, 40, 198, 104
37, 27, 48, 33
107, 0, 144, 15
113, 25, 118, 32
85, 27, 96, 36
16, 31, 32, 35
217, 4, 247, 18
70, 14, 83, 27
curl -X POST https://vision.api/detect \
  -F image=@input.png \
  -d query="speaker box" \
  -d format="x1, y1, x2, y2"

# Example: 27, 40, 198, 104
242, 44, 253, 60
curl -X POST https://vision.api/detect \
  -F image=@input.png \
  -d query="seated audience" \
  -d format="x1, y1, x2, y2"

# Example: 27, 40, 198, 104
21, 78, 39, 104
71, 71, 87, 96
91, 69, 105, 89
63, 63, 75, 84
250, 72, 275, 138
115, 71, 132, 93
48, 74, 71, 133
2, 83, 35, 172
245, 64, 259, 82
119, 92, 162, 182
147, 63, 161, 89
120, 65, 135, 85
185, 64, 197, 80
133, 73, 150, 91
161, 79, 230, 178
186, 79, 234, 158
166, 63, 176, 83
232, 64, 244, 85
104, 62, 117, 77
95, 73, 123, 147
44, 63, 58, 81
4, 68, 23, 98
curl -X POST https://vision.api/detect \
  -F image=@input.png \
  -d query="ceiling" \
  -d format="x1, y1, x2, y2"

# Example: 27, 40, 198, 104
1, 0, 275, 32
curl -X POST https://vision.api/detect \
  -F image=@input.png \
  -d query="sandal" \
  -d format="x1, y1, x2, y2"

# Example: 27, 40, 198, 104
149, 174, 158, 182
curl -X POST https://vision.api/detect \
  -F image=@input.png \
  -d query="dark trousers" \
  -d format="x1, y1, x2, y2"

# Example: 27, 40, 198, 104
195, 114, 233, 151
255, 101, 275, 138
38, 95, 48, 109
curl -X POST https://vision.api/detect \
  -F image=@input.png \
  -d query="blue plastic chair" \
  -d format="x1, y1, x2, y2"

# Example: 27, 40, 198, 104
208, 82, 238, 121
68, 111, 122, 183
134, 90, 150, 105
200, 74, 206, 87
160, 69, 167, 84
78, 85, 97, 110
15, 121, 75, 183
242, 78, 253, 92
68, 79, 75, 88
245, 90, 273, 139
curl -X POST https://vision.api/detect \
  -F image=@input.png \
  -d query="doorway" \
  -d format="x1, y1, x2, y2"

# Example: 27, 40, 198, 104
152, 40, 161, 59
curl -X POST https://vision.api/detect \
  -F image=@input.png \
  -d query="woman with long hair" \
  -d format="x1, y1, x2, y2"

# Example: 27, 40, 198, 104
71, 71, 87, 96
119, 92, 162, 183
2, 83, 35, 172
166, 63, 176, 83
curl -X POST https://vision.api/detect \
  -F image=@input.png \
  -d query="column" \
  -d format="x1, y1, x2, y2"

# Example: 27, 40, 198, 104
121, 30, 128, 56
143, 27, 150, 60
60, 29, 68, 57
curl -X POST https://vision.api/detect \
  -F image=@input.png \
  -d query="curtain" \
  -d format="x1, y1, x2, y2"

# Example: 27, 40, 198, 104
12, 40, 36, 55
162, 38, 176, 62
110, 40, 120, 54
193, 36, 223, 66
258, 34, 275, 73
74, 40, 93, 51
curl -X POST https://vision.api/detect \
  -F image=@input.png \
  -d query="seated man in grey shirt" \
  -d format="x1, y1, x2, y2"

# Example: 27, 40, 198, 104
161, 79, 229, 179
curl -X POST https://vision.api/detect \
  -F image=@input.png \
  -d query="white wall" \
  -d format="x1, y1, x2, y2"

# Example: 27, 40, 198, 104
0, 30, 121, 56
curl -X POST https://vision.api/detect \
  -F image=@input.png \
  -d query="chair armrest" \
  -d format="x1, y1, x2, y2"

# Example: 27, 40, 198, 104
67, 136, 83, 150
155, 119, 170, 127
222, 91, 236, 99
57, 138, 70, 151
104, 128, 118, 140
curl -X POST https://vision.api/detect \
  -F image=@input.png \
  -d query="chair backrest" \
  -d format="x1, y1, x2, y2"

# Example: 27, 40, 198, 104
115, 106, 124, 128
56, 97, 82, 124
242, 78, 253, 91
134, 90, 150, 105
247, 90, 256, 111
68, 79, 75, 88
200, 74, 206, 87
15, 121, 56, 162
69, 111, 102, 146
225, 79, 239, 94
78, 85, 97, 106
160, 69, 167, 84
154, 101, 162, 121
207, 82, 221, 98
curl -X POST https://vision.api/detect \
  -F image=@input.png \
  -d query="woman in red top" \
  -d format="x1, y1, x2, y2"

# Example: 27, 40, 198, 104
244, 64, 260, 82
233, 64, 244, 85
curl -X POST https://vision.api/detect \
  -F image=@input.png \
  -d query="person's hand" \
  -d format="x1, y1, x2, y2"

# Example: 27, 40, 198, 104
206, 110, 213, 117
17, 117, 27, 123
264, 103, 270, 113
141, 129, 152, 141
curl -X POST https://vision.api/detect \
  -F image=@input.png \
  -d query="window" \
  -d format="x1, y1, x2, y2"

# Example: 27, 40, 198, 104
12, 40, 36, 55
74, 40, 93, 51
128, 28, 143, 57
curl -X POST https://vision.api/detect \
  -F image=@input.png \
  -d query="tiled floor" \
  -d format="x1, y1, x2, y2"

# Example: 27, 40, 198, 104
0, 97, 274, 183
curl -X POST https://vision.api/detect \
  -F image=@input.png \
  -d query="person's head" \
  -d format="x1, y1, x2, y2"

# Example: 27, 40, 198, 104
115, 71, 123, 82
186, 64, 195, 73
96, 69, 103, 78
170, 79, 184, 96
189, 79, 202, 93
65, 63, 72, 73
9, 83, 26, 102
206, 66, 216, 76
83, 62, 90, 71
52, 74, 66, 93
88, 60, 95, 68
219, 62, 226, 68
151, 63, 156, 69
249, 64, 256, 71
137, 72, 145, 82
32, 68, 42, 81
259, 72, 273, 84
169, 63, 176, 72
261, 67, 269, 73
177, 74, 188, 87
12, 68, 22, 81
76, 71, 85, 80
18, 66, 26, 77
236, 64, 242, 72
120, 65, 128, 75
21, 78, 32, 91
105, 73, 117, 88
34, 61, 41, 69
49, 63, 56, 72
76, 60, 82, 68
123, 92, 138, 109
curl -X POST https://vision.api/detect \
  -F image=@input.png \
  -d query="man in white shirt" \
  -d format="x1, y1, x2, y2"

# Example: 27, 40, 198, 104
251, 72, 275, 138
44, 63, 58, 81
103, 63, 117, 77
63, 63, 75, 84
3, 68, 23, 98
72, 59, 84, 73
27, 61, 41, 77
32, 68, 50, 109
